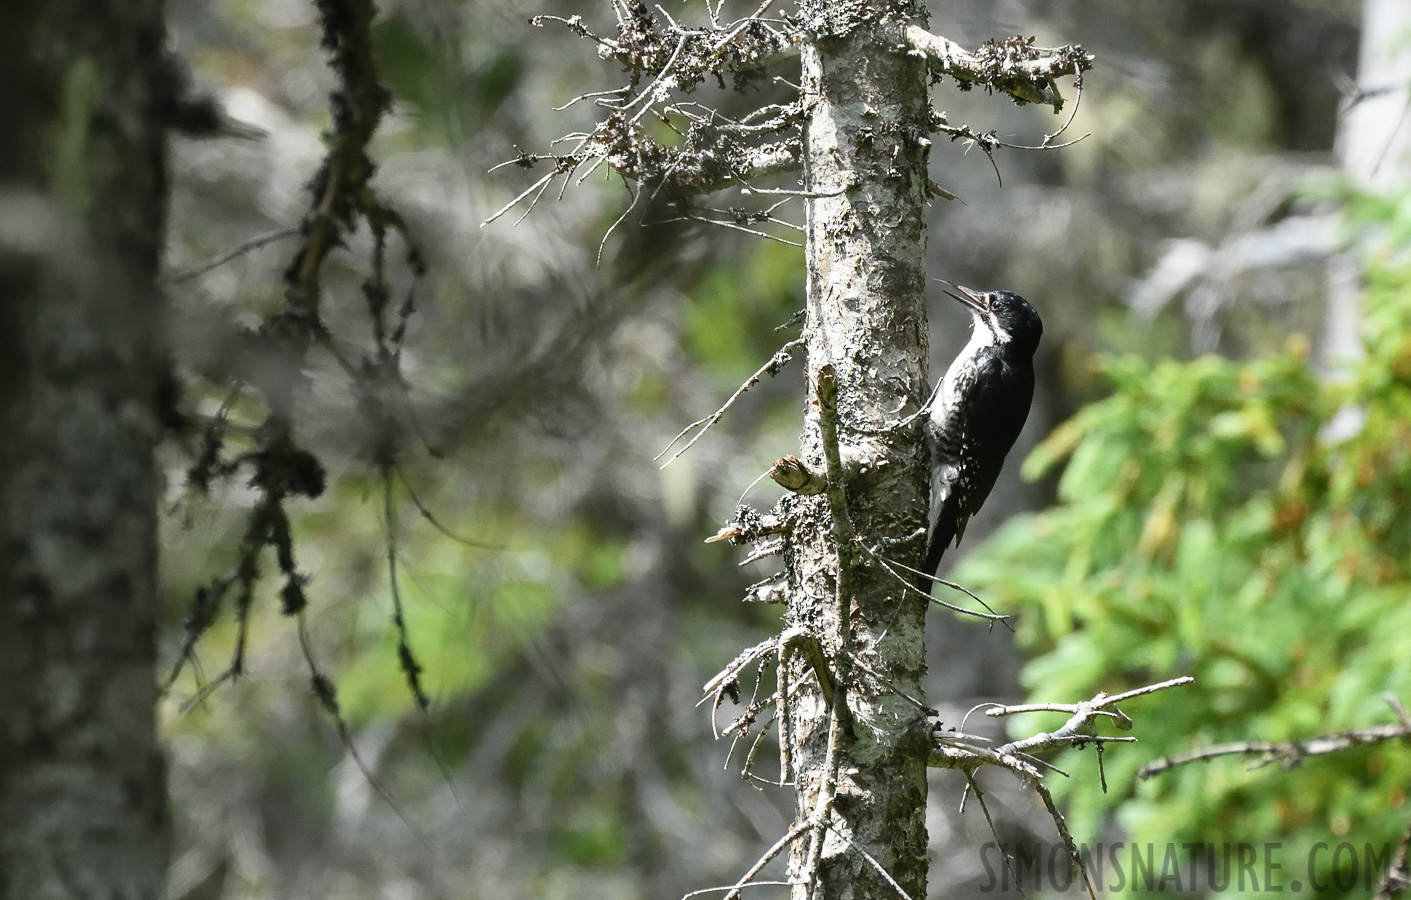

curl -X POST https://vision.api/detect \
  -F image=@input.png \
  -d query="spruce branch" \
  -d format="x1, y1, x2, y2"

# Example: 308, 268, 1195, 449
1140, 694, 1411, 778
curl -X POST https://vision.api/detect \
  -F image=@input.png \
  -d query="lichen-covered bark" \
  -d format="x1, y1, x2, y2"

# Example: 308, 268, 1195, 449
787, 3, 933, 898
0, 1, 170, 897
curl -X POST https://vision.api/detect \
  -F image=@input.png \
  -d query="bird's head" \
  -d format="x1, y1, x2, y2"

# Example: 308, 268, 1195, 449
940, 281, 1042, 357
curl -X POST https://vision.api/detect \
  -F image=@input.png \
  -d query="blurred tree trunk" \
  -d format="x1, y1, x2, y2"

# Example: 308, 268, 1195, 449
1324, 0, 1411, 373
1338, 0, 1411, 189
786, 3, 932, 897
0, 1, 171, 897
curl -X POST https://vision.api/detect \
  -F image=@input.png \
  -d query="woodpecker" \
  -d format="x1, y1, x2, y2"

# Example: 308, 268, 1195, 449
919, 282, 1042, 591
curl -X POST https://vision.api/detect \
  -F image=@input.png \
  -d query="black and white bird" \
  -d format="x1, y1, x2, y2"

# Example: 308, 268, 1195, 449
919, 282, 1042, 591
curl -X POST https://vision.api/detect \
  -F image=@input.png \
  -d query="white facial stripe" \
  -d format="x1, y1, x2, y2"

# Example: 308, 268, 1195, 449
988, 312, 1009, 343
964, 312, 996, 348
963, 309, 1007, 348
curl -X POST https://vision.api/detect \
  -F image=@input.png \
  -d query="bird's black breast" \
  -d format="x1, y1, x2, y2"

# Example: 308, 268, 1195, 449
925, 346, 1035, 571
946, 348, 1034, 514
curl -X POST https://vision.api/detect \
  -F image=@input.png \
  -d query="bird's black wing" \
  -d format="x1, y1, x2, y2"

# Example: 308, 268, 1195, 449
920, 351, 1035, 586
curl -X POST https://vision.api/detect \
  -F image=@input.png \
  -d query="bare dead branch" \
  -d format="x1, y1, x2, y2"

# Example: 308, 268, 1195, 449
535, 0, 798, 84
990, 677, 1194, 756
932, 681, 1176, 900
683, 213, 803, 245
937, 118, 1091, 155
658, 337, 805, 466
488, 53, 803, 225
680, 882, 793, 900
1034, 780, 1099, 900
676, 197, 801, 232
1375, 810, 1411, 900
963, 773, 1033, 900
708, 820, 810, 900
800, 720, 842, 900
932, 678, 1194, 774
781, 626, 835, 709
856, 541, 1014, 629
741, 725, 772, 783
294, 613, 429, 849
744, 578, 787, 604
1040, 60, 1087, 146
931, 731, 1046, 780
702, 637, 778, 710
392, 465, 498, 549
596, 174, 644, 267
482, 165, 572, 227
705, 506, 789, 544
826, 816, 918, 900
903, 26, 1093, 112
738, 539, 784, 565
873, 549, 1014, 628
768, 455, 826, 494
776, 633, 795, 782
491, 5, 815, 236
1139, 718, 1411, 779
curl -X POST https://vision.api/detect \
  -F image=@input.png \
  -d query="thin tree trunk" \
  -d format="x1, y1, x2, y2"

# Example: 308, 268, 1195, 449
1324, 0, 1411, 375
787, 3, 932, 897
0, 1, 171, 897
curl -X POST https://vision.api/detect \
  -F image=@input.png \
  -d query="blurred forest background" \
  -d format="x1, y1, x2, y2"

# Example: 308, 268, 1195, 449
149, 0, 1411, 898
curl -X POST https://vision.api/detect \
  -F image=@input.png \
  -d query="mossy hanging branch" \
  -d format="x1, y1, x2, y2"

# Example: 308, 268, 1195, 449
169, 0, 433, 718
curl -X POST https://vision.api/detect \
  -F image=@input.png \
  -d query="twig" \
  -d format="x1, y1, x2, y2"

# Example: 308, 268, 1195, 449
741, 725, 772, 784
713, 821, 811, 900
1139, 718, 1411, 779
1375, 809, 1411, 900
932, 678, 1195, 774
165, 227, 300, 284
596, 176, 642, 268
990, 677, 1194, 757
863, 545, 1013, 629
1034, 780, 1098, 900
1040, 62, 1086, 147
482, 167, 566, 227
934, 120, 1090, 187
657, 337, 805, 466
768, 455, 825, 495
825, 816, 917, 900
553, 87, 632, 112
701, 636, 778, 738
732, 180, 845, 198
963, 773, 1031, 900
738, 540, 784, 566
382, 470, 429, 711
294, 612, 430, 849
846, 655, 929, 715
624, 35, 691, 127
392, 465, 498, 549
685, 213, 803, 246
512, 167, 565, 227
680, 882, 793, 899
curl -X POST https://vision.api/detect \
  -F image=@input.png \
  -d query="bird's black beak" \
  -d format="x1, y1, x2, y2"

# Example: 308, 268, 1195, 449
938, 280, 986, 313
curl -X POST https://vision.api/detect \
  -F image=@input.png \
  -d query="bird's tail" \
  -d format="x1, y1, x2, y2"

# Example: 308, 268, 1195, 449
915, 504, 959, 594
